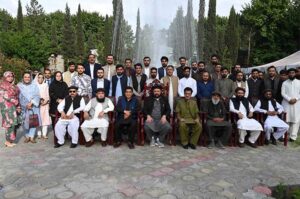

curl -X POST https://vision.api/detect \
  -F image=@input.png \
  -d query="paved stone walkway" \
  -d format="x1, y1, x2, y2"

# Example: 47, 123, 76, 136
0, 128, 300, 199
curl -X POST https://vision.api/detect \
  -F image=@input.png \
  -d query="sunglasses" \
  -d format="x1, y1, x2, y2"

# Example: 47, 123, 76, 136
69, 90, 77, 93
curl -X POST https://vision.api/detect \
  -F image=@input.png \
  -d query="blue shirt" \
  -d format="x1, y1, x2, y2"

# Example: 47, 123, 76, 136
197, 81, 214, 99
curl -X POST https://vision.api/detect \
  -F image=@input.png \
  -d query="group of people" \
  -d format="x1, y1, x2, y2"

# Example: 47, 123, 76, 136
0, 53, 299, 150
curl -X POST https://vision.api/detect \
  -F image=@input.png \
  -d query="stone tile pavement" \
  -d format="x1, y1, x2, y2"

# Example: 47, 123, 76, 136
0, 128, 300, 199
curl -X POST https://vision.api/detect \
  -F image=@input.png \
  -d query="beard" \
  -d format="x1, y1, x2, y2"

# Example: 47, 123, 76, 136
221, 74, 227, 78
289, 76, 296, 80
212, 99, 220, 105
96, 97, 105, 103
154, 94, 160, 99
236, 96, 244, 101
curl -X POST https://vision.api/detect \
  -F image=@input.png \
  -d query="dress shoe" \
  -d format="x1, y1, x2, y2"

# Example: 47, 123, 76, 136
85, 140, 94, 147
278, 137, 284, 142
271, 135, 277, 145
54, 143, 63, 148
265, 139, 270, 145
101, 141, 107, 147
70, 143, 77, 148
248, 142, 257, 148
238, 142, 245, 148
182, 144, 189, 149
113, 142, 122, 148
42, 135, 48, 139
289, 138, 295, 142
189, 143, 196, 150
128, 142, 135, 149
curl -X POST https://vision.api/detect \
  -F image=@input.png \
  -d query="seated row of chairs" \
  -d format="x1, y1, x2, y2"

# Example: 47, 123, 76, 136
53, 95, 289, 148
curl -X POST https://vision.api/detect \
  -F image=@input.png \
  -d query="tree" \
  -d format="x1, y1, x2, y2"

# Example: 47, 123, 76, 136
134, 9, 141, 62
17, 0, 24, 32
61, 4, 76, 61
225, 6, 239, 66
204, 0, 217, 61
76, 4, 85, 60
197, 0, 205, 60
111, 0, 124, 62
185, 0, 194, 59
50, 22, 59, 54
26, 0, 45, 33
103, 15, 113, 57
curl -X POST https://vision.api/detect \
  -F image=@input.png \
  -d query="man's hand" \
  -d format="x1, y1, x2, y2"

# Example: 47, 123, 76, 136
57, 99, 63, 104
83, 112, 90, 120
248, 112, 253, 118
289, 98, 297, 104
160, 115, 167, 124
146, 115, 153, 123
61, 112, 66, 119
238, 112, 244, 119
213, 118, 224, 123
124, 110, 131, 119
68, 113, 74, 119
16, 107, 21, 114
98, 111, 105, 118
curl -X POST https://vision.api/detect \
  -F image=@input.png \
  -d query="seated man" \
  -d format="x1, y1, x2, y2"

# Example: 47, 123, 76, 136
143, 84, 172, 148
54, 86, 85, 148
206, 92, 232, 149
229, 87, 263, 148
114, 87, 139, 149
254, 89, 289, 145
81, 88, 114, 147
176, 87, 202, 149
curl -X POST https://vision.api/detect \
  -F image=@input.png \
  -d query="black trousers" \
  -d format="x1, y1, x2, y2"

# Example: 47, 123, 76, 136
115, 119, 137, 144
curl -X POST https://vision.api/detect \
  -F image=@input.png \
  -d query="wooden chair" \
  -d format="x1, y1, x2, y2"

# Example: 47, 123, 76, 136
53, 111, 85, 145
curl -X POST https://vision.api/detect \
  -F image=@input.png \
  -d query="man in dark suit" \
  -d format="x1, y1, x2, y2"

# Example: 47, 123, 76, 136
44, 68, 54, 86
262, 66, 280, 100
158, 56, 169, 79
91, 68, 110, 97
84, 54, 101, 80
112, 64, 128, 101
131, 63, 147, 97
143, 84, 172, 148
176, 57, 188, 79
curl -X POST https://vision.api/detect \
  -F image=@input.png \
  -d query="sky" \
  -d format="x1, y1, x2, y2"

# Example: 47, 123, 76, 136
1, 0, 251, 29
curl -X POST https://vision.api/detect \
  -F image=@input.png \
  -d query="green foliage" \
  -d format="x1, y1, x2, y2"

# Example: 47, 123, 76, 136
17, 0, 23, 32
197, 0, 205, 60
225, 7, 239, 66
204, 0, 217, 62
76, 4, 85, 60
0, 52, 30, 81
61, 4, 76, 62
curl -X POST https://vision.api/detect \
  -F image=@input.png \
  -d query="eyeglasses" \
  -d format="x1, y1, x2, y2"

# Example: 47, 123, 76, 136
69, 90, 77, 93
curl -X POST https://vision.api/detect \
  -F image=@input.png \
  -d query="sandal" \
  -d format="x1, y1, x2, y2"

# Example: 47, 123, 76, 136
30, 138, 37, 143
24, 137, 30, 143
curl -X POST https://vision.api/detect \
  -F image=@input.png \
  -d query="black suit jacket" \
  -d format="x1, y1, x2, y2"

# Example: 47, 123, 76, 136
143, 96, 171, 119
91, 78, 110, 97
132, 74, 147, 93
84, 63, 101, 79
176, 66, 185, 79
158, 67, 166, 79
111, 75, 128, 97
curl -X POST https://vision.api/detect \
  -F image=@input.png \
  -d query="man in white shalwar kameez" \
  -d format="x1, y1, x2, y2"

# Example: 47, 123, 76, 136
254, 89, 289, 145
54, 86, 85, 148
178, 67, 197, 97
281, 68, 300, 142
81, 88, 114, 147
230, 87, 263, 148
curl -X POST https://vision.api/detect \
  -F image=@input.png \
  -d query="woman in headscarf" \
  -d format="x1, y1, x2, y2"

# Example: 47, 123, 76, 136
0, 71, 20, 147
49, 71, 69, 129
34, 73, 52, 139
18, 72, 41, 143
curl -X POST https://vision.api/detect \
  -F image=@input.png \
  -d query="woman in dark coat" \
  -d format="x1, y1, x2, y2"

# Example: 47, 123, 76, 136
49, 71, 69, 128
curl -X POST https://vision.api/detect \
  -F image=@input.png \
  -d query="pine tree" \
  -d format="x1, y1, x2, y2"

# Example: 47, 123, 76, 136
50, 22, 59, 53
185, 0, 194, 59
197, 0, 205, 60
205, 0, 217, 61
17, 0, 23, 31
26, 0, 44, 33
134, 8, 141, 62
62, 4, 76, 61
225, 6, 239, 66
76, 4, 85, 59
103, 15, 112, 57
